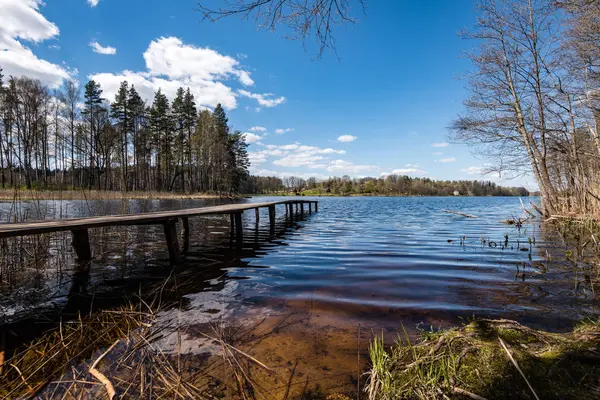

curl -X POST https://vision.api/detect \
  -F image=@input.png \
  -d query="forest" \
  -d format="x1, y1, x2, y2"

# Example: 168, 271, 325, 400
0, 73, 250, 194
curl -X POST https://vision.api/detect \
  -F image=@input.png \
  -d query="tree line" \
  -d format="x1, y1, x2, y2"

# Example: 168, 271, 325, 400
0, 71, 249, 194
243, 175, 530, 197
452, 0, 600, 216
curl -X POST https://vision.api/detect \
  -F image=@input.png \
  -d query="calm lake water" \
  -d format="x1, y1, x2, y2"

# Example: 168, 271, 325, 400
1, 196, 598, 330
2, 195, 599, 396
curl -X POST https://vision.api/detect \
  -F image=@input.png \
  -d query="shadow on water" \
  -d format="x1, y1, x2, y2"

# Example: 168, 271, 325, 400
0, 203, 315, 363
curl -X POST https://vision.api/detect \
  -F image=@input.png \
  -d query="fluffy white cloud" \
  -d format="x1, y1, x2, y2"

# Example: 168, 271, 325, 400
91, 37, 274, 110
275, 128, 294, 134
89, 41, 116, 55
242, 132, 263, 144
247, 141, 379, 176
438, 157, 456, 163
431, 142, 449, 148
337, 135, 357, 143
463, 166, 484, 175
249, 142, 345, 167
87, 0, 100, 7
250, 168, 329, 180
432, 152, 443, 156
325, 160, 377, 173
249, 126, 267, 132
0, 0, 71, 88
381, 168, 428, 177
238, 90, 286, 107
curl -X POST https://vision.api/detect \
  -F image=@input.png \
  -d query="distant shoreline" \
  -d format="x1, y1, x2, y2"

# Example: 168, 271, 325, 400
252, 192, 538, 198
0, 189, 237, 202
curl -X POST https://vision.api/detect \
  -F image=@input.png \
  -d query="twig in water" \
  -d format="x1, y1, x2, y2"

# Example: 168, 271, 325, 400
442, 209, 479, 218
89, 340, 119, 400
498, 337, 539, 400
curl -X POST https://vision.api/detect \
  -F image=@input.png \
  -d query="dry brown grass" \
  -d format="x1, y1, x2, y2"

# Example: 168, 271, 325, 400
0, 188, 236, 202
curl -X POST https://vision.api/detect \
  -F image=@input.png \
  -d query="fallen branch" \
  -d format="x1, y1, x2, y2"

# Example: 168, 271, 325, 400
529, 202, 544, 216
520, 198, 536, 219
452, 387, 488, 400
89, 340, 119, 400
442, 209, 479, 218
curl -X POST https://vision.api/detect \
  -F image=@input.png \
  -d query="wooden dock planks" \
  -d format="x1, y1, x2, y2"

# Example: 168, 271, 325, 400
0, 200, 319, 264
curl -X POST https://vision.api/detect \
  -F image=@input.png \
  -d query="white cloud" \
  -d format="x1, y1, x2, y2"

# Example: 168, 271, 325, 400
242, 132, 263, 144
250, 168, 329, 181
249, 142, 345, 168
91, 37, 274, 110
275, 128, 294, 134
381, 168, 428, 177
89, 41, 116, 55
48, 44, 60, 50
325, 160, 377, 173
0, 0, 71, 88
337, 135, 357, 143
438, 157, 456, 163
249, 126, 267, 132
87, 0, 100, 7
238, 90, 286, 107
462, 166, 484, 175
431, 142, 449, 148
432, 152, 443, 156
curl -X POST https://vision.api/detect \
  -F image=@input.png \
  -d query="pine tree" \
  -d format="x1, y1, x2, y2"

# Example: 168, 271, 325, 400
128, 85, 145, 190
229, 130, 250, 193
110, 81, 131, 191
149, 90, 171, 190
82, 80, 103, 189
183, 89, 197, 192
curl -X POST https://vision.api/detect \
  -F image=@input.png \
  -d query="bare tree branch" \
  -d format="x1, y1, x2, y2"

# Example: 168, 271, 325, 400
196, 0, 367, 58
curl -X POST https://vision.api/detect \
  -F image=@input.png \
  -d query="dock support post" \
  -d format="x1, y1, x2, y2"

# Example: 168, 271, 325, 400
234, 212, 243, 242
315, 202, 319, 212
309, 202, 312, 214
255, 208, 260, 225
163, 219, 182, 264
181, 217, 190, 254
268, 205, 276, 230
71, 228, 92, 261
300, 202, 304, 216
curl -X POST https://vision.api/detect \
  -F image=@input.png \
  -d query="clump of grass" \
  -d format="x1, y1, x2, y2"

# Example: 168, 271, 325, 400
365, 319, 600, 399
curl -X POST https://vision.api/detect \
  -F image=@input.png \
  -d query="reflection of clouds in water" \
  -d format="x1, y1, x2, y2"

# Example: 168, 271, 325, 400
153, 280, 274, 355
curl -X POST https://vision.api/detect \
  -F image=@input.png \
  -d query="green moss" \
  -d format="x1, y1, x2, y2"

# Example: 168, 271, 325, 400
365, 319, 600, 399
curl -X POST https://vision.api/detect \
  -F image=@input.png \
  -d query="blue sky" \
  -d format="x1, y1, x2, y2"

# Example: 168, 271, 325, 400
0, 0, 535, 188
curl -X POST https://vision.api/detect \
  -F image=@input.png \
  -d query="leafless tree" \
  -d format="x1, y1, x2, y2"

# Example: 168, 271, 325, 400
197, 0, 366, 58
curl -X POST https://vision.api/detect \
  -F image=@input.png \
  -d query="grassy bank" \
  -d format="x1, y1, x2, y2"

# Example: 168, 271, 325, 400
0, 189, 237, 202
365, 318, 600, 399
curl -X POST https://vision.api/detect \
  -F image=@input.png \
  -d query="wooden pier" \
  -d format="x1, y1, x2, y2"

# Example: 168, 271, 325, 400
0, 200, 319, 264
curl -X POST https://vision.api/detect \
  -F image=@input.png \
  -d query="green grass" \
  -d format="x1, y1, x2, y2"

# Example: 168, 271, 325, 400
365, 318, 600, 399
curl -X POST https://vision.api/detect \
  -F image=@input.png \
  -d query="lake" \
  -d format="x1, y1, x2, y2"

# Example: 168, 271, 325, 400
1, 195, 598, 396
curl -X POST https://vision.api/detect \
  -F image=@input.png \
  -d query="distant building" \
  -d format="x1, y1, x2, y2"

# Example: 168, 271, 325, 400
453, 190, 460, 196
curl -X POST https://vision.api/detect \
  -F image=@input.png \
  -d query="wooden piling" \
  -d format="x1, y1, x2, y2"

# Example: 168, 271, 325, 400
71, 228, 92, 261
300, 202, 304, 216
255, 208, 260, 224
315, 202, 319, 212
181, 217, 190, 254
234, 212, 243, 241
309, 202, 312, 213
268, 205, 276, 229
163, 219, 182, 264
